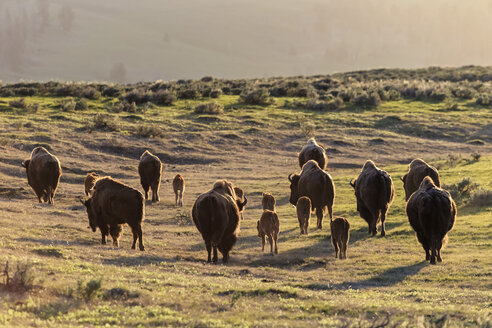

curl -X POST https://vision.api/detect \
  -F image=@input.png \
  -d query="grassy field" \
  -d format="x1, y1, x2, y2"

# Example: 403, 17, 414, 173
0, 92, 491, 327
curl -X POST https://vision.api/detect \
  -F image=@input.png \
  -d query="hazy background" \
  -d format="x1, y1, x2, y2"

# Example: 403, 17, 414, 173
1, 0, 492, 83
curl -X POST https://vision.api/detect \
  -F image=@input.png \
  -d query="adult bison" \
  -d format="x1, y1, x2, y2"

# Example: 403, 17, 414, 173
402, 158, 440, 201
21, 146, 62, 204
406, 177, 456, 264
138, 150, 162, 202
288, 160, 335, 229
350, 160, 394, 236
192, 180, 247, 263
80, 177, 145, 251
298, 137, 327, 170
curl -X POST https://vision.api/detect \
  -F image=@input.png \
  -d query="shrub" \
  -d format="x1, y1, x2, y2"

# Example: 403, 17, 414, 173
122, 90, 152, 104
152, 90, 176, 105
75, 99, 88, 111
453, 87, 475, 99
76, 279, 102, 303
101, 86, 122, 98
476, 93, 492, 107
443, 177, 479, 205
79, 87, 101, 100
58, 98, 76, 112
297, 115, 315, 137
470, 152, 481, 162
443, 100, 459, 111
9, 98, 28, 109
201, 76, 214, 82
134, 124, 165, 138
92, 113, 118, 131
466, 189, 492, 208
240, 89, 272, 105
178, 88, 200, 99
209, 89, 222, 98
354, 91, 381, 107
109, 101, 137, 113
0, 261, 35, 293
194, 102, 223, 114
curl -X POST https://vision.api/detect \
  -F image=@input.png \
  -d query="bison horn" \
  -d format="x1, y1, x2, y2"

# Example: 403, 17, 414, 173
288, 174, 293, 182
79, 197, 87, 206
242, 195, 248, 207
349, 179, 356, 188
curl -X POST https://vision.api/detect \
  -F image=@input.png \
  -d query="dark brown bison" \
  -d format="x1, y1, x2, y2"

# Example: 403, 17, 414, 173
84, 172, 99, 196
234, 186, 247, 220
330, 217, 350, 259
80, 177, 145, 251
257, 210, 279, 254
21, 146, 62, 204
406, 177, 456, 264
192, 181, 247, 263
350, 160, 394, 236
298, 137, 327, 170
289, 160, 335, 229
296, 196, 311, 234
262, 192, 276, 211
173, 174, 185, 206
402, 158, 441, 201
138, 150, 162, 202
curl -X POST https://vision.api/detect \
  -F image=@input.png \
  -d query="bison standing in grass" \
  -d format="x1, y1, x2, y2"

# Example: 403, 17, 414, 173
262, 192, 276, 211
173, 174, 185, 206
296, 196, 311, 234
81, 177, 145, 251
330, 217, 350, 259
298, 137, 328, 170
289, 160, 335, 230
350, 160, 394, 236
402, 158, 441, 201
192, 181, 247, 263
257, 210, 279, 255
406, 177, 456, 264
84, 172, 99, 196
138, 150, 162, 202
21, 146, 62, 204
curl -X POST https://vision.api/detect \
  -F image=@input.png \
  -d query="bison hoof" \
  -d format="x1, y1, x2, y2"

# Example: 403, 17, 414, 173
381, 231, 386, 237
139, 246, 145, 251
131, 245, 136, 250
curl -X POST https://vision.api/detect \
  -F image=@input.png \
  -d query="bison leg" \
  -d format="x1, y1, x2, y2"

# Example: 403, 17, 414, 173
110, 225, 122, 247
141, 182, 149, 200
136, 224, 144, 251
298, 219, 304, 234
206, 242, 212, 263
179, 191, 183, 207
274, 233, 278, 254
268, 234, 274, 254
332, 236, 339, 258
342, 241, 348, 259
174, 192, 179, 206
315, 208, 324, 230
437, 249, 443, 262
212, 246, 218, 263
380, 210, 387, 237
261, 235, 265, 252
152, 184, 160, 202
222, 251, 229, 264
430, 240, 437, 264
100, 224, 109, 245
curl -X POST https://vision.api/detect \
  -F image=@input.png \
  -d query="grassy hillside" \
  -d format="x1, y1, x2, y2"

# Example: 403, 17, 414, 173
0, 77, 491, 327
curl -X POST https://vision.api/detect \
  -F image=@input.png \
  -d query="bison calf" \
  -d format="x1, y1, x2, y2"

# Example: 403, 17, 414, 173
296, 196, 311, 234
21, 146, 62, 204
330, 217, 350, 259
138, 150, 162, 202
81, 177, 145, 251
402, 158, 441, 201
406, 177, 456, 264
257, 210, 279, 255
173, 174, 185, 206
234, 186, 247, 220
84, 172, 99, 196
262, 192, 276, 211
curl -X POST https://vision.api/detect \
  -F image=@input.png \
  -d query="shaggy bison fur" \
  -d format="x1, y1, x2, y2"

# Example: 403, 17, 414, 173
350, 160, 394, 236
330, 217, 350, 259
406, 177, 456, 264
84, 172, 99, 196
402, 158, 441, 201
298, 137, 328, 170
138, 150, 162, 202
192, 180, 247, 263
21, 146, 62, 204
296, 196, 311, 234
81, 177, 145, 251
257, 210, 279, 254
173, 174, 185, 206
289, 160, 335, 229
262, 192, 276, 211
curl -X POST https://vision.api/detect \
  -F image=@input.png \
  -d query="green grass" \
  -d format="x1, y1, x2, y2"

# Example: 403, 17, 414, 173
0, 93, 490, 327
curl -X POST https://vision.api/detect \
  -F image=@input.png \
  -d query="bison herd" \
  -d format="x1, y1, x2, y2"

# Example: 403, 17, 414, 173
20, 139, 457, 265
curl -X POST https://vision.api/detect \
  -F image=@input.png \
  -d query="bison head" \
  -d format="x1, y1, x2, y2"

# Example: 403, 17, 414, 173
236, 196, 248, 212
288, 173, 301, 205
21, 159, 30, 171
349, 179, 356, 189
80, 197, 97, 232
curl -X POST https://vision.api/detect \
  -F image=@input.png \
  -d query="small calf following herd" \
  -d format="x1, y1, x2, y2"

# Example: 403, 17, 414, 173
19, 138, 458, 265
